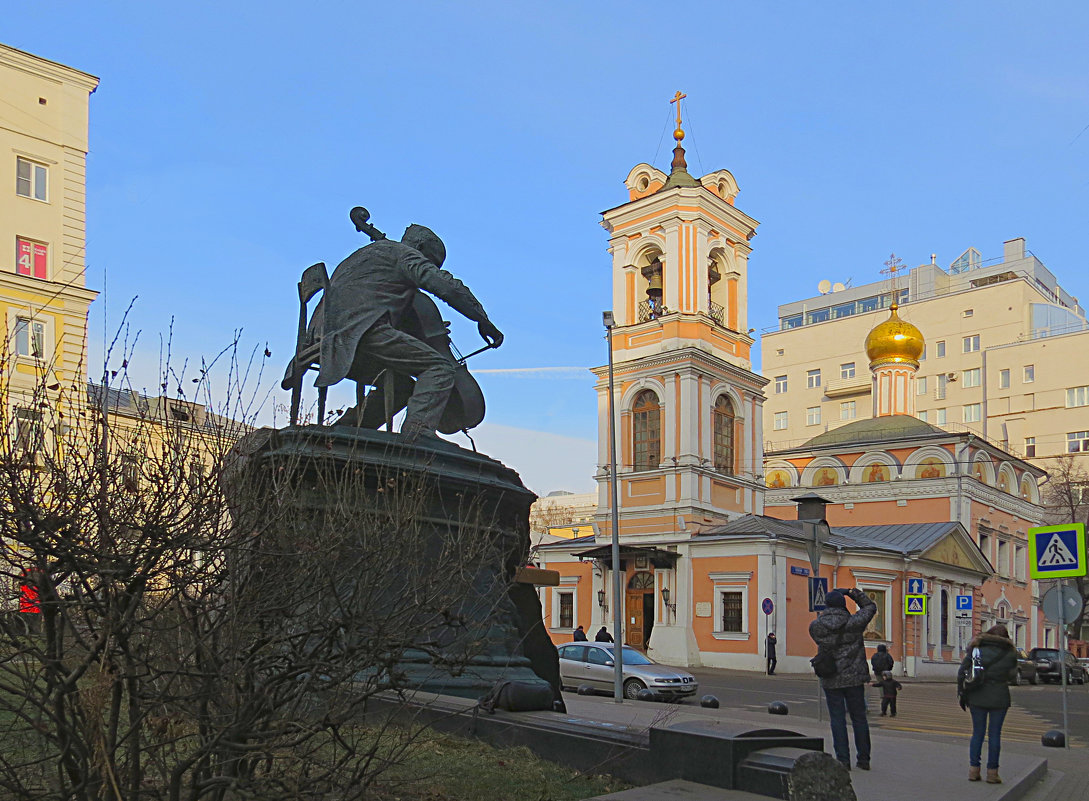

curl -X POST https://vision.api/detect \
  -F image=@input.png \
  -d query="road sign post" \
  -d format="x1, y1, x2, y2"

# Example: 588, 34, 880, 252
1030, 524, 1087, 752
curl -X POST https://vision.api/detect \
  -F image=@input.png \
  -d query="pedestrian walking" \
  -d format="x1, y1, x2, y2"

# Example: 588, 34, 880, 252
594, 626, 614, 643
572, 625, 587, 641
871, 671, 902, 717
808, 587, 878, 772
958, 624, 1017, 784
766, 632, 778, 675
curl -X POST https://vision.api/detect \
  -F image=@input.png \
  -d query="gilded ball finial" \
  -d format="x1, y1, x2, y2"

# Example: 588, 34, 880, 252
674, 127, 685, 142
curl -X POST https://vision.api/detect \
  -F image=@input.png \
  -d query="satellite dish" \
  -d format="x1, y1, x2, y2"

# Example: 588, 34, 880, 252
832, 282, 846, 292
817, 279, 832, 294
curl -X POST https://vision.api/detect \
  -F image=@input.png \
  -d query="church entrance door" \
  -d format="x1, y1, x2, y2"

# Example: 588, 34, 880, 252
625, 571, 655, 649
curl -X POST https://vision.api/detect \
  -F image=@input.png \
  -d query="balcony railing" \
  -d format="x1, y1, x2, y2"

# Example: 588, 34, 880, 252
709, 302, 725, 327
638, 300, 668, 323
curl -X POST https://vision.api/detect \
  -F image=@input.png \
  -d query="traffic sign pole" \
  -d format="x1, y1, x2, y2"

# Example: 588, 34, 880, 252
1059, 579, 1070, 750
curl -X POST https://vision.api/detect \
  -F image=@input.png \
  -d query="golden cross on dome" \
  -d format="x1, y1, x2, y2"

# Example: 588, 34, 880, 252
670, 91, 687, 140
881, 253, 905, 309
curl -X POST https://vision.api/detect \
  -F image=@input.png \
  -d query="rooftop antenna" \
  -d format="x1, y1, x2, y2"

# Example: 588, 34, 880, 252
817, 279, 832, 295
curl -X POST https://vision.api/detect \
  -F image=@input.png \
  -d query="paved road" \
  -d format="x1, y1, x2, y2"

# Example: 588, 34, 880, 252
684, 667, 1089, 745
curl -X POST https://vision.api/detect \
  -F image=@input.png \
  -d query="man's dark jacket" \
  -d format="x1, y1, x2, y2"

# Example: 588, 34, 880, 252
958, 632, 1017, 709
871, 646, 894, 676
315, 239, 488, 389
808, 590, 877, 690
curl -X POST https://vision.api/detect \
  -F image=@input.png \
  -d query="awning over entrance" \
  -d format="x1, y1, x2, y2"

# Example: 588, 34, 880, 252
573, 544, 679, 570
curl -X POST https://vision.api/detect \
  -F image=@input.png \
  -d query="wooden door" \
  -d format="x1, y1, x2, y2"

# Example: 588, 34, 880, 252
626, 592, 644, 648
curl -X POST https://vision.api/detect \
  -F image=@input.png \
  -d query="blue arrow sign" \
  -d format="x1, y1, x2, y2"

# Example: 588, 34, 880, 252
956, 595, 973, 611
908, 578, 926, 595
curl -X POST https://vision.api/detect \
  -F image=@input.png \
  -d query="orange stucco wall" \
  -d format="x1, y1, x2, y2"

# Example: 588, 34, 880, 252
690, 554, 760, 654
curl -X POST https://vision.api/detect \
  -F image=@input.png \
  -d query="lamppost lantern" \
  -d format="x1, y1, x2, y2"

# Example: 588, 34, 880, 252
598, 588, 606, 608
661, 587, 676, 613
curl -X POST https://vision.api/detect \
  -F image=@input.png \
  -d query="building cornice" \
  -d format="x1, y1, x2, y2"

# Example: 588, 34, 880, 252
591, 344, 768, 390
0, 273, 99, 306
0, 44, 99, 91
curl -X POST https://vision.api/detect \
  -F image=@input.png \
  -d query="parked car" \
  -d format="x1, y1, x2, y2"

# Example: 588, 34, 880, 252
1028, 648, 1089, 684
1011, 650, 1038, 685
557, 642, 699, 700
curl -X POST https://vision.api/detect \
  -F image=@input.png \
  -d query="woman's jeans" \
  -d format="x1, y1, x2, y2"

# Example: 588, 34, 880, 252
969, 705, 1008, 769
825, 685, 871, 766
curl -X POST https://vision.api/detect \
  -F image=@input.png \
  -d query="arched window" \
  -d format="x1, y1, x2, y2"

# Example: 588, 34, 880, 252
632, 390, 661, 471
713, 395, 736, 474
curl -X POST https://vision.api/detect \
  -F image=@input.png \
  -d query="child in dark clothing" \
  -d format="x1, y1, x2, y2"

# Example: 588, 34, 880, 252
872, 671, 903, 717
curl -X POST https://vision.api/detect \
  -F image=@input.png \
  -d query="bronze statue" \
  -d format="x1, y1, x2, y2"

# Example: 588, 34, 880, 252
282, 208, 502, 441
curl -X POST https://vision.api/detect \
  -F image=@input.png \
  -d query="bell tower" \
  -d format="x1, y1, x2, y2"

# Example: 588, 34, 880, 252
593, 94, 768, 539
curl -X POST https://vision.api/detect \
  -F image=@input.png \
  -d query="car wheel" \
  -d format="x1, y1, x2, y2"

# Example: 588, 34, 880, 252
1028, 673, 1038, 685
624, 678, 646, 700
1014, 669, 1025, 686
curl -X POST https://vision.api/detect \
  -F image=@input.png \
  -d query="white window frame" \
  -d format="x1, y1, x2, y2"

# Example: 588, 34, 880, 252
710, 571, 751, 640
963, 403, 981, 423
999, 369, 1010, 389
997, 539, 1009, 578
840, 400, 856, 421
549, 576, 579, 632
935, 408, 947, 425
1014, 544, 1026, 582
917, 376, 927, 396
807, 369, 821, 389
851, 572, 894, 644
9, 311, 52, 362
806, 406, 821, 426
963, 334, 980, 353
963, 368, 981, 388
918, 410, 928, 422
936, 340, 946, 358
1023, 365, 1035, 383
840, 362, 855, 379
13, 317, 45, 359
12, 407, 44, 456
774, 375, 788, 394
1067, 386, 1089, 408
15, 156, 48, 202
1068, 431, 1089, 454
1024, 437, 1036, 458
773, 411, 788, 431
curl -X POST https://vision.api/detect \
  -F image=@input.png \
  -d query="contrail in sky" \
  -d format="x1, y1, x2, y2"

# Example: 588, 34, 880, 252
474, 366, 590, 378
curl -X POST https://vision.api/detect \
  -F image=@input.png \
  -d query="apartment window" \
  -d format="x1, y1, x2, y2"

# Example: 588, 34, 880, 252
806, 308, 830, 325
935, 408, 947, 425
963, 334, 980, 353
918, 410, 928, 422
840, 362, 855, 380
936, 373, 948, 400
963, 403, 981, 423
963, 309, 974, 318
776, 348, 784, 356
999, 369, 1010, 389
917, 376, 927, 395
920, 346, 926, 361
840, 400, 856, 421
1067, 386, 1089, 408
14, 317, 45, 359
13, 408, 43, 456
997, 540, 1009, 577
963, 368, 981, 388
1015, 544, 1026, 582
122, 455, 140, 493
720, 591, 744, 633
15, 238, 48, 279
15, 157, 48, 201
1024, 437, 1036, 458
936, 340, 946, 358
807, 369, 821, 389
1068, 431, 1089, 453
806, 406, 821, 426
773, 411, 788, 431
774, 375, 788, 394
782, 316, 802, 330
557, 591, 574, 629
1023, 365, 1034, 383
979, 532, 990, 561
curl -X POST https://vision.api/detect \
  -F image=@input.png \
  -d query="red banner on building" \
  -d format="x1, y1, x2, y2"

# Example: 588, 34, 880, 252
16, 238, 47, 279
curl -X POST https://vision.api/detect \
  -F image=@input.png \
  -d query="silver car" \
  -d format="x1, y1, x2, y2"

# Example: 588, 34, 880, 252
557, 642, 699, 700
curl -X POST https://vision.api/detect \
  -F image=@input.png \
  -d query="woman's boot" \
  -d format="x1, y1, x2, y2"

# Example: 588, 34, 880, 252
968, 766, 981, 782
986, 769, 1001, 784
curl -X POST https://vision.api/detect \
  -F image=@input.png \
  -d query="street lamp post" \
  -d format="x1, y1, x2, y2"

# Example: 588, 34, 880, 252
603, 311, 624, 702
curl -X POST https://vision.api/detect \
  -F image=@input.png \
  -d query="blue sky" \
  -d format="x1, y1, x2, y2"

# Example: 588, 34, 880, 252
5, 2, 1088, 494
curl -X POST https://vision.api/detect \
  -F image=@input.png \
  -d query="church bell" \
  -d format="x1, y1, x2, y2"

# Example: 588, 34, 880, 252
641, 259, 664, 302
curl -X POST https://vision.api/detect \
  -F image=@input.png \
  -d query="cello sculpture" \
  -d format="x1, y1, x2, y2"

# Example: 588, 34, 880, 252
281, 207, 502, 439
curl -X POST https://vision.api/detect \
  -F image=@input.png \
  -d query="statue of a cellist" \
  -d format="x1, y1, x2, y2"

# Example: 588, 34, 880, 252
281, 210, 503, 442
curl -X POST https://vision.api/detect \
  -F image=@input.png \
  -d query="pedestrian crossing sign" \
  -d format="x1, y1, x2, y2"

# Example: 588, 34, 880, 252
1028, 523, 1087, 579
905, 594, 926, 615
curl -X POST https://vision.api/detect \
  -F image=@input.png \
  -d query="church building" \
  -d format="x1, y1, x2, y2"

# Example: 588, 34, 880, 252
534, 96, 1045, 679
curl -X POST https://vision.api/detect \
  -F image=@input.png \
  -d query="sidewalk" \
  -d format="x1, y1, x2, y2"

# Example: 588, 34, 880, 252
562, 693, 1050, 801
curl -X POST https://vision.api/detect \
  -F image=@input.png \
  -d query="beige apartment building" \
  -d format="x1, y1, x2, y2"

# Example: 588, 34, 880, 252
0, 43, 99, 434
762, 238, 1089, 468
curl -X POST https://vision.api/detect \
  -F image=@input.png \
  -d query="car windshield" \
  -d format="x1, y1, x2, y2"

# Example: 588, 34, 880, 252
600, 646, 653, 665
1033, 649, 1059, 658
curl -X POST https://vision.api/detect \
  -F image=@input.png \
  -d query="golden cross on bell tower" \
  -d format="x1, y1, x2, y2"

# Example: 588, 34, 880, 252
670, 90, 687, 141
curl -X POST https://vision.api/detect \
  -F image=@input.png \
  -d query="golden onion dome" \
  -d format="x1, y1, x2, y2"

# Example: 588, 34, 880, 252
865, 304, 925, 369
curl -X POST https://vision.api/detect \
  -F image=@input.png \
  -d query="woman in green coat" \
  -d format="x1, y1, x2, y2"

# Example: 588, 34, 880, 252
957, 624, 1018, 784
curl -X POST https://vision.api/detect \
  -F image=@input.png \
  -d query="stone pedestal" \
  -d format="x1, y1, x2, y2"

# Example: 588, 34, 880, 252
223, 425, 559, 709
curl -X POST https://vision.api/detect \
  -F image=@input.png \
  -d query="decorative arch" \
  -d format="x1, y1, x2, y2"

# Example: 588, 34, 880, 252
631, 389, 662, 472
848, 452, 901, 484
801, 456, 847, 488
624, 163, 667, 198
700, 169, 739, 203
764, 460, 799, 489
628, 571, 655, 590
970, 453, 995, 486
903, 446, 955, 480
1020, 475, 1040, 504
996, 462, 1017, 495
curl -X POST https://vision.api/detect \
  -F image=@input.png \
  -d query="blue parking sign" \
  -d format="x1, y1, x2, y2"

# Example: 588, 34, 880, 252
1028, 524, 1087, 579
956, 595, 972, 611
